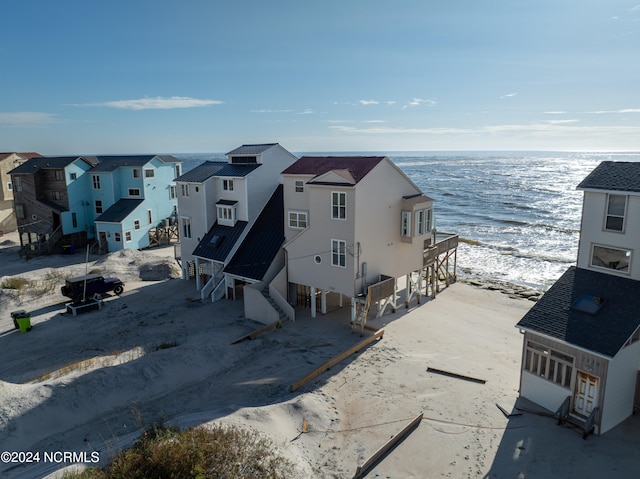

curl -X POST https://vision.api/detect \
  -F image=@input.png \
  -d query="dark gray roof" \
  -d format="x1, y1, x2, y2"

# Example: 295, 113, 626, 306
193, 221, 248, 263
175, 161, 260, 182
516, 266, 640, 358
95, 199, 144, 223
9, 156, 92, 174
225, 185, 284, 281
225, 143, 278, 156
577, 161, 640, 192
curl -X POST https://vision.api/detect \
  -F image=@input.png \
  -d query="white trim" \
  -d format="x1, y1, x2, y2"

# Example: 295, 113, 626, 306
331, 238, 347, 268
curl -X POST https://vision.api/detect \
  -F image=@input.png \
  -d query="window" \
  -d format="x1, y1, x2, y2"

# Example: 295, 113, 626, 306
288, 211, 308, 229
217, 206, 235, 223
134, 220, 140, 230
181, 184, 190, 197
52, 191, 62, 201
331, 239, 347, 267
605, 194, 626, 232
181, 217, 192, 239
295, 180, 304, 193
95, 200, 103, 214
175, 164, 181, 178
524, 341, 573, 389
72, 212, 77, 228
69, 172, 77, 181
128, 188, 141, 196
125, 231, 132, 242
92, 175, 101, 190
401, 211, 411, 237
591, 245, 631, 273
55, 170, 64, 181
331, 191, 346, 220
223, 179, 234, 191
6, 182, 12, 191
147, 209, 153, 224
144, 169, 155, 178
132, 168, 140, 178
14, 176, 22, 192
417, 208, 432, 235
170, 185, 176, 199
15, 203, 25, 219
114, 232, 121, 242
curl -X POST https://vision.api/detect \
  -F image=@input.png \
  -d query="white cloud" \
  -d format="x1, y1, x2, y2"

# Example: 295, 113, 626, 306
359, 100, 379, 105
297, 109, 314, 115
587, 108, 640, 114
546, 119, 579, 124
0, 111, 57, 126
80, 96, 222, 110
363, 120, 387, 123
251, 109, 294, 113
544, 111, 567, 114
499, 92, 518, 99
401, 98, 437, 110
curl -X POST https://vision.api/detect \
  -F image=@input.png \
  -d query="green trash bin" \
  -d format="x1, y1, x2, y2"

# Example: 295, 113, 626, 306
16, 314, 31, 333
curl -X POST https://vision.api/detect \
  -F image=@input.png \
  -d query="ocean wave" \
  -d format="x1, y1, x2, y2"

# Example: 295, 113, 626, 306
459, 237, 574, 264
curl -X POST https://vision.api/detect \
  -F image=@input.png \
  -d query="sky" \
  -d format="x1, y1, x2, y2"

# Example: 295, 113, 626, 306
2, 0, 640, 154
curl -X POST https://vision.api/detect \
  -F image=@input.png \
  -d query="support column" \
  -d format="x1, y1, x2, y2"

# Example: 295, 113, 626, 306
195, 258, 202, 290
339, 294, 343, 308
310, 286, 316, 318
321, 290, 327, 315
351, 297, 356, 323
405, 273, 411, 308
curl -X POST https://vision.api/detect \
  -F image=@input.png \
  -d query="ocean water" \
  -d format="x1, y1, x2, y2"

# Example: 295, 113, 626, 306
176, 151, 640, 291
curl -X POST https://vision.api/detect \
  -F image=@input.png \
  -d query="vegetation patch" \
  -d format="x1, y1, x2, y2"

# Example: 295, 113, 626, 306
63, 423, 296, 479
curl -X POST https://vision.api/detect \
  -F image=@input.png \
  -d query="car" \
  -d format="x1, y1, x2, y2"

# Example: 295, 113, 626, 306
61, 274, 124, 303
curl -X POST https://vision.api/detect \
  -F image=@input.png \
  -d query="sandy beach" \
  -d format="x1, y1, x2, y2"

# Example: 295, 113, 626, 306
1, 232, 639, 479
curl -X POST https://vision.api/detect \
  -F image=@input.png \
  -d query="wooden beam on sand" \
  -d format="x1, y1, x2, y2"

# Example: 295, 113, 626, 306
353, 412, 424, 479
289, 329, 384, 392
230, 320, 281, 344
427, 367, 486, 384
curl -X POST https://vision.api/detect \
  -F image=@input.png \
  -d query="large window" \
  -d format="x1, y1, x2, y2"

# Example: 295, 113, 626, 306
524, 341, 573, 389
417, 208, 432, 235
591, 245, 631, 273
223, 179, 234, 191
331, 239, 346, 267
181, 184, 190, 197
217, 205, 235, 224
331, 191, 346, 220
144, 169, 155, 178
288, 211, 308, 229
92, 175, 101, 190
605, 194, 626, 232
181, 217, 192, 239
55, 170, 64, 181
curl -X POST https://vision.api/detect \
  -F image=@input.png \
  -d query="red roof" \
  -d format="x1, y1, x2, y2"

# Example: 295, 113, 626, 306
281, 156, 386, 184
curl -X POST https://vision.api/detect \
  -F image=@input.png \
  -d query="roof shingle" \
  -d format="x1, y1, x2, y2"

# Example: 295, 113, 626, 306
281, 156, 386, 184
577, 161, 640, 192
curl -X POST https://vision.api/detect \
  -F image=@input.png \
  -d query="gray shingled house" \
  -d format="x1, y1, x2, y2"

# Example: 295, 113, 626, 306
516, 161, 640, 435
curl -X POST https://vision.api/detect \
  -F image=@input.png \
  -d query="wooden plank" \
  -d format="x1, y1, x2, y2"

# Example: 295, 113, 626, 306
496, 403, 522, 418
230, 320, 281, 345
427, 367, 486, 384
353, 412, 424, 479
290, 329, 384, 392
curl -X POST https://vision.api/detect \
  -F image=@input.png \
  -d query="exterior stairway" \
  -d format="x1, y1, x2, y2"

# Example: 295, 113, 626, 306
262, 287, 290, 324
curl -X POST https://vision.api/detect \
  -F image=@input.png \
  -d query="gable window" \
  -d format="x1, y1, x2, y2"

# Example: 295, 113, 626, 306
15, 203, 25, 219
417, 208, 432, 235
181, 217, 192, 239
125, 231, 132, 242
181, 184, 190, 197
295, 180, 304, 193
128, 188, 141, 197
95, 200, 103, 214
331, 239, 347, 267
14, 176, 22, 192
288, 211, 308, 229
92, 175, 101, 190
144, 169, 155, 178
605, 194, 626, 232
524, 341, 573, 389
114, 232, 121, 242
55, 170, 64, 181
591, 245, 631, 273
223, 179, 234, 191
72, 212, 77, 228
401, 211, 411, 237
331, 191, 346, 220
134, 220, 140, 230
132, 168, 140, 178
69, 172, 77, 181
175, 164, 181, 178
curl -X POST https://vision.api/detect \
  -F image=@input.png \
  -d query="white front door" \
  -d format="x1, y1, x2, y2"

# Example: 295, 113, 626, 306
574, 372, 599, 416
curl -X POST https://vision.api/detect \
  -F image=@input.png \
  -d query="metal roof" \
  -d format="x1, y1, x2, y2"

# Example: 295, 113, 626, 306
175, 161, 260, 183
9, 156, 92, 174
90, 155, 179, 172
224, 185, 284, 281
225, 143, 278, 156
192, 220, 248, 263
516, 266, 640, 358
95, 199, 144, 223
577, 161, 640, 193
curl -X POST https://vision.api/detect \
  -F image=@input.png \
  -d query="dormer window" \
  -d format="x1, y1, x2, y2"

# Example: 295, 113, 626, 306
605, 194, 626, 232
230, 156, 257, 164
216, 200, 237, 226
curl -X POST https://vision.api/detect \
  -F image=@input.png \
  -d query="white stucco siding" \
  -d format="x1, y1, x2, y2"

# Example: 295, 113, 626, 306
600, 342, 640, 434
520, 370, 572, 413
577, 191, 640, 280
354, 160, 426, 282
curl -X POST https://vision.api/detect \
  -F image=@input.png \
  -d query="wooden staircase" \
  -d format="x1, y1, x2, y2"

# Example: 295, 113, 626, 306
351, 294, 371, 336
